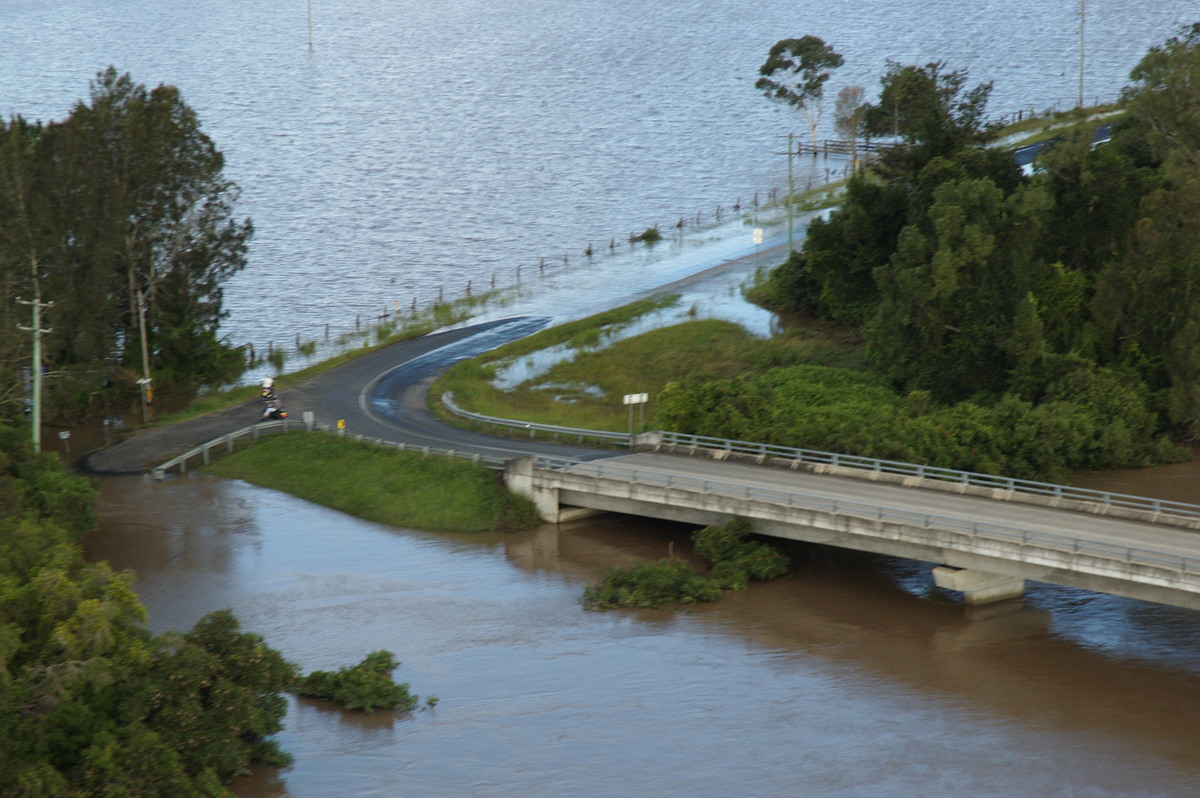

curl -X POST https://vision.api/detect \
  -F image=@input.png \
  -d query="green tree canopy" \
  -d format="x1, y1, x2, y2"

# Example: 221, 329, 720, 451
0, 67, 251, 419
755, 36, 844, 150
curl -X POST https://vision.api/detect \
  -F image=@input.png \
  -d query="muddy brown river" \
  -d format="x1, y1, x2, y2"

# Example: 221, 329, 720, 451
88, 465, 1200, 797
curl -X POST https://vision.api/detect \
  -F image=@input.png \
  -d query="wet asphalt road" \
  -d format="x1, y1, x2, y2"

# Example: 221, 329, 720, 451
83, 316, 614, 474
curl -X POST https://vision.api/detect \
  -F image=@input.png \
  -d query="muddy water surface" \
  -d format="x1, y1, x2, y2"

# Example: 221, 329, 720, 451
89, 472, 1200, 797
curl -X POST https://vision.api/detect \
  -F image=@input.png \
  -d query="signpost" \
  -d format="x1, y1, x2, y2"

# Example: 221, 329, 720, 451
623, 392, 648, 435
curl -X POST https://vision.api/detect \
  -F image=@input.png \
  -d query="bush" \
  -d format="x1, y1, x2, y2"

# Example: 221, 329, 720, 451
693, 518, 791, 590
582, 518, 790, 610
295, 650, 420, 713
582, 558, 722, 610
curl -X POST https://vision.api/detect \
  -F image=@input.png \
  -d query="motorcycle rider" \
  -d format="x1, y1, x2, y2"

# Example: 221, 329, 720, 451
261, 398, 286, 421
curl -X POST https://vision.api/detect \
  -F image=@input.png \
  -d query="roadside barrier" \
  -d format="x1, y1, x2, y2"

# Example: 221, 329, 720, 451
440, 392, 633, 447
438, 392, 1200, 523
150, 417, 507, 479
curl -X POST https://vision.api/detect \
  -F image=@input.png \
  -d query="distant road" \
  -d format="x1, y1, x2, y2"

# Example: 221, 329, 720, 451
1012, 122, 1113, 169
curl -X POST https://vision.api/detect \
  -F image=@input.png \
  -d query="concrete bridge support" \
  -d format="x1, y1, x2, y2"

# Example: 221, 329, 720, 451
505, 456, 602, 524
932, 566, 1025, 605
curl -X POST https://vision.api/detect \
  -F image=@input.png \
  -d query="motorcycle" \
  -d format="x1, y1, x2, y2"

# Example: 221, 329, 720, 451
260, 386, 277, 402
260, 401, 287, 421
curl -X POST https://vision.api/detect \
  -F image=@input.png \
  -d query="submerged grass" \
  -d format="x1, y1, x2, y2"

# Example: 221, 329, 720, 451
435, 313, 865, 433
207, 432, 539, 533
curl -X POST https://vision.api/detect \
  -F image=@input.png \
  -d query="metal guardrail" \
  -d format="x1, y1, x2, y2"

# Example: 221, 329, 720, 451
653, 431, 1200, 522
528, 454, 1200, 580
438, 392, 1200, 523
441, 392, 633, 447
151, 419, 508, 478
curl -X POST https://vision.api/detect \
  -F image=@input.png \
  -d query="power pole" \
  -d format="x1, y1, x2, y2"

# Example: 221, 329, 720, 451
16, 294, 53, 451
137, 288, 153, 424
777, 133, 797, 253
1078, 0, 1086, 109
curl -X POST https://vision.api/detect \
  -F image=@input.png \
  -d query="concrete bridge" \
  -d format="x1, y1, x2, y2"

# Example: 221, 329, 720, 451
505, 449, 1200, 611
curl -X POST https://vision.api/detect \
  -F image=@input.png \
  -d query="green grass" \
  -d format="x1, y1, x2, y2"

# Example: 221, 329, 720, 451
435, 312, 866, 433
206, 432, 539, 533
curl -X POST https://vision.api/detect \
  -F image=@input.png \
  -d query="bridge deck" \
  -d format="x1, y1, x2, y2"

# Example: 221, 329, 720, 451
590, 452, 1200, 561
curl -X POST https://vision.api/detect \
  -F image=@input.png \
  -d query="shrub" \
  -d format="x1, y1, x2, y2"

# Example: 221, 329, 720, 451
582, 558, 721, 610
693, 518, 791, 590
629, 226, 662, 245
582, 518, 790, 610
295, 650, 419, 713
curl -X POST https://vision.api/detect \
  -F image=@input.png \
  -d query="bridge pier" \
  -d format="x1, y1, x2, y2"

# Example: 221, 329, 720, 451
932, 566, 1025, 605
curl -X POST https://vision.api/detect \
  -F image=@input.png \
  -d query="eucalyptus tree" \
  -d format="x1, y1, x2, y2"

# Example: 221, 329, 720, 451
834, 85, 867, 165
755, 36, 844, 151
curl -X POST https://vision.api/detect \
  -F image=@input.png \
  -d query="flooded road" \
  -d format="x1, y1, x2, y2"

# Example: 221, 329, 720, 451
89, 472, 1200, 796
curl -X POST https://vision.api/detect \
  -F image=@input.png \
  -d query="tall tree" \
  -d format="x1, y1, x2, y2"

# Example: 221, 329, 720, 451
755, 36, 844, 151
1121, 22, 1200, 170
864, 60, 996, 179
0, 68, 251, 417
834, 85, 867, 167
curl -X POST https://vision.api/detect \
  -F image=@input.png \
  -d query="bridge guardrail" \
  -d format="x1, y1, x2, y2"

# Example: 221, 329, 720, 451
436, 388, 1200, 520
437, 393, 1200, 522
528, 454, 1200, 580
151, 419, 508, 478
652, 431, 1200, 522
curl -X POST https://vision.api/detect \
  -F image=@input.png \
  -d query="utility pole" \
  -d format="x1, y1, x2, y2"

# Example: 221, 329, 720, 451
16, 294, 52, 451
777, 133, 796, 253
1078, 0, 1086, 109
137, 288, 153, 424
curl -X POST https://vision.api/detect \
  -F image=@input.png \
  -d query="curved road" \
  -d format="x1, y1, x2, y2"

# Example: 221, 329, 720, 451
83, 315, 620, 474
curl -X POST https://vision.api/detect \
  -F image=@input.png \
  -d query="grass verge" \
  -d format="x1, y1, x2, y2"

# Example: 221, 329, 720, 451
434, 309, 865, 434
206, 432, 539, 533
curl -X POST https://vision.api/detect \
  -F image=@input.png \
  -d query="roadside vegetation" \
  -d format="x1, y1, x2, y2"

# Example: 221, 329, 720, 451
582, 518, 790, 610
207, 432, 539, 533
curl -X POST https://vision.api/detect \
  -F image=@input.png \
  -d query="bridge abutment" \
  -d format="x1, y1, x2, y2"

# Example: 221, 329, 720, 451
506, 456, 603, 524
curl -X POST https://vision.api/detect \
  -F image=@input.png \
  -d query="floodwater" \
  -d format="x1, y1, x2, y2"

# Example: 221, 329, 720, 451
4, 0, 1195, 355
89, 469, 1200, 797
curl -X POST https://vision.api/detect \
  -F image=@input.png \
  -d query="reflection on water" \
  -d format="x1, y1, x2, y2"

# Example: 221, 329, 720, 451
89, 474, 1200, 797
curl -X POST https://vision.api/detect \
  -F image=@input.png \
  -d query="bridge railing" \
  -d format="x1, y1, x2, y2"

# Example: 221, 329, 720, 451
438, 391, 1200, 522
529, 454, 1200, 579
653, 431, 1200, 521
151, 419, 508, 478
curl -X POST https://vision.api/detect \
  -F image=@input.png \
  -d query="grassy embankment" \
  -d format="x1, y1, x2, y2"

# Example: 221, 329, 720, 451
207, 432, 539, 533
431, 294, 865, 434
